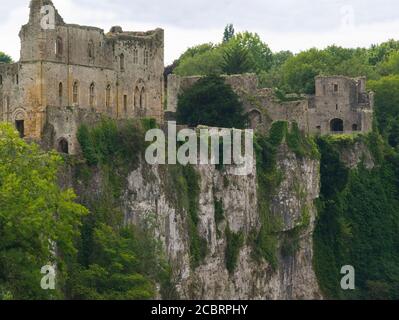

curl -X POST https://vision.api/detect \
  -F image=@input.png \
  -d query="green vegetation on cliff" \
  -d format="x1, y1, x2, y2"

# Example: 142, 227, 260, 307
225, 225, 244, 274
0, 123, 87, 300
314, 133, 399, 299
73, 119, 175, 300
163, 163, 207, 269
252, 121, 319, 269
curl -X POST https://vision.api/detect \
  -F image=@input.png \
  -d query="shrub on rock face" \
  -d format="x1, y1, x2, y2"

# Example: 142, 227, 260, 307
176, 75, 247, 129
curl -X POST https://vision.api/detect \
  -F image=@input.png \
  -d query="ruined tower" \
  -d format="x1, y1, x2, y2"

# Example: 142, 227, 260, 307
0, 0, 165, 153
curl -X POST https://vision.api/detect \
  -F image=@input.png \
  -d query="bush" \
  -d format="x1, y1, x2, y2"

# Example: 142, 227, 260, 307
214, 198, 225, 225
77, 118, 146, 170
225, 225, 244, 274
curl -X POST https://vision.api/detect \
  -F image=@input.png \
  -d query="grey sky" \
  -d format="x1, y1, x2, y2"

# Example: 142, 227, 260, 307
1, 0, 399, 64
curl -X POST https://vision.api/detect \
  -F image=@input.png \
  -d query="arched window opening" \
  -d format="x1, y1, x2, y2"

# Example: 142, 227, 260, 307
133, 49, 138, 64
56, 37, 63, 56
58, 138, 69, 154
16, 74, 19, 85
89, 83, 95, 107
5, 96, 10, 110
352, 124, 359, 131
140, 87, 145, 110
330, 118, 344, 132
73, 81, 79, 105
248, 109, 262, 129
88, 40, 95, 60
0, 75, 3, 85
123, 94, 128, 113
106, 84, 111, 108
144, 50, 149, 66
120, 53, 125, 71
59, 82, 63, 97
58, 82, 63, 105
134, 87, 140, 110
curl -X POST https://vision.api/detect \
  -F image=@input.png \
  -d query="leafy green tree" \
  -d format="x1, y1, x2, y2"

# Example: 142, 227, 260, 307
368, 39, 399, 65
223, 24, 235, 43
0, 123, 87, 300
73, 119, 176, 300
67, 222, 167, 300
178, 43, 216, 62
388, 119, 399, 148
222, 41, 251, 75
174, 45, 224, 76
280, 46, 377, 93
378, 51, 399, 76
368, 75, 399, 135
280, 48, 326, 93
176, 75, 247, 128
174, 32, 273, 77
231, 32, 273, 72
272, 50, 293, 68
0, 52, 12, 64
314, 135, 399, 300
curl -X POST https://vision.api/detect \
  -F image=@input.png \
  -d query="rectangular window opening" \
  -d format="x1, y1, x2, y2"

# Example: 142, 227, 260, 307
15, 120, 24, 138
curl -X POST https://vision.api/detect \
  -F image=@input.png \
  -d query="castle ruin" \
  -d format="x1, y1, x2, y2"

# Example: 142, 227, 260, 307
167, 74, 374, 135
0, 0, 164, 154
0, 1, 374, 155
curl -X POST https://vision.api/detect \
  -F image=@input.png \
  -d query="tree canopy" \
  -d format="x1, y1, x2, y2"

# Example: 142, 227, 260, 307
176, 75, 247, 128
223, 24, 235, 43
0, 123, 87, 299
0, 52, 12, 64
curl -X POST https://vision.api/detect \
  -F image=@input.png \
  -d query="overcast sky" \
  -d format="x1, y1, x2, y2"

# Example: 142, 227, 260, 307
1, 0, 399, 64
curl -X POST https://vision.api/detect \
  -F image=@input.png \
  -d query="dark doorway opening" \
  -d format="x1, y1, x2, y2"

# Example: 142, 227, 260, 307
330, 118, 344, 132
58, 138, 69, 154
352, 124, 359, 131
15, 120, 24, 138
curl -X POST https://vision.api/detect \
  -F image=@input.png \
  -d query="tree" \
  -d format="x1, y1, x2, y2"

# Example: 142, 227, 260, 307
368, 39, 399, 65
0, 52, 12, 64
73, 119, 175, 300
176, 75, 247, 128
67, 222, 166, 300
0, 123, 87, 299
368, 75, 399, 135
279, 46, 376, 94
231, 32, 273, 72
223, 24, 235, 43
378, 51, 399, 76
173, 44, 224, 76
272, 50, 293, 68
221, 41, 251, 75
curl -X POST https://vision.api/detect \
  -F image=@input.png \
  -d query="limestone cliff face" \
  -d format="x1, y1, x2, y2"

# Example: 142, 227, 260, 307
121, 143, 322, 300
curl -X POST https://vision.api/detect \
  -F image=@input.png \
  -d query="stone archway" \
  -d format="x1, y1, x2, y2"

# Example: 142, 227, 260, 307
58, 138, 69, 154
13, 109, 27, 138
330, 118, 344, 132
248, 109, 262, 129
134, 79, 146, 117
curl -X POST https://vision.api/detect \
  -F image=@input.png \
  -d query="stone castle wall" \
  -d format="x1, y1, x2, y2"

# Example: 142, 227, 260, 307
1, 0, 374, 155
0, 0, 164, 152
167, 73, 374, 135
